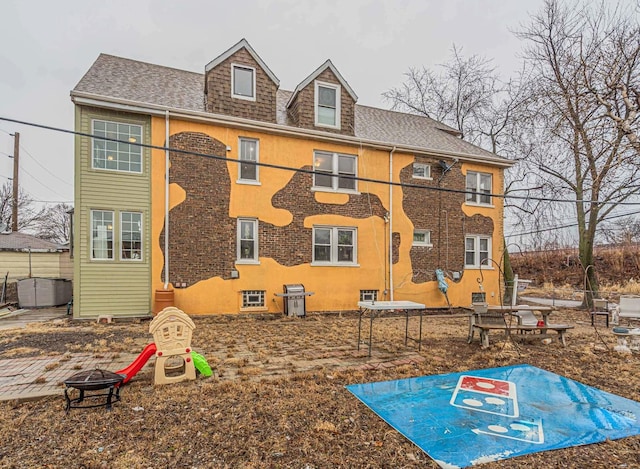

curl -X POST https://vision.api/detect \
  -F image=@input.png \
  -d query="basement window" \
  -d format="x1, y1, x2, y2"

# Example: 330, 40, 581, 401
360, 290, 378, 302
242, 290, 265, 308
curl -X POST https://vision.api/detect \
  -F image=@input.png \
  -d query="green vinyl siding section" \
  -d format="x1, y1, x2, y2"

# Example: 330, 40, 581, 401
74, 106, 152, 318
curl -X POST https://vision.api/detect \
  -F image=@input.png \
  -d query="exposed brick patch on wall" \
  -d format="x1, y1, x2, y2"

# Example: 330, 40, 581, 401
392, 232, 400, 265
205, 48, 278, 123
399, 159, 494, 284
159, 132, 235, 285
286, 68, 355, 136
464, 214, 495, 236
160, 133, 388, 283
266, 167, 386, 265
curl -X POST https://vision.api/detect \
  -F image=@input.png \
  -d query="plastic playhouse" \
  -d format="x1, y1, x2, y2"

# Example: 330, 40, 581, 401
63, 307, 212, 411
118, 306, 212, 385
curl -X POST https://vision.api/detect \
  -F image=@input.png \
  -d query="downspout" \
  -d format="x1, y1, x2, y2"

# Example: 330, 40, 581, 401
389, 146, 396, 301
164, 110, 170, 289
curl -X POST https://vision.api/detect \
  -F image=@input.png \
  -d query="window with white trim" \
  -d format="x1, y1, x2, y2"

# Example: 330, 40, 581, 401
466, 171, 492, 205
120, 212, 142, 261
413, 230, 432, 247
91, 210, 114, 260
92, 120, 142, 173
315, 81, 341, 128
232, 64, 255, 100
465, 235, 491, 268
238, 138, 259, 182
313, 151, 357, 192
242, 290, 265, 308
412, 163, 431, 180
360, 290, 378, 302
237, 218, 258, 263
313, 226, 357, 265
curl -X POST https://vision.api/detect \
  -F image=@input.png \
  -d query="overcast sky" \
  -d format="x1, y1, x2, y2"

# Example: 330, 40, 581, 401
0, 0, 547, 206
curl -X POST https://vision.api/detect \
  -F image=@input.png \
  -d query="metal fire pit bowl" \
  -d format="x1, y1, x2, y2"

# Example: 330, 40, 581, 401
63, 369, 125, 412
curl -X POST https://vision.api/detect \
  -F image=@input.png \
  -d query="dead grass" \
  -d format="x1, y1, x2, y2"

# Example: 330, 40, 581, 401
0, 310, 639, 468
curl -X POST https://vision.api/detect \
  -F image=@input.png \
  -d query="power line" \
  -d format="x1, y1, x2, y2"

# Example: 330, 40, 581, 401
32, 199, 73, 204
19, 144, 73, 187
20, 166, 70, 200
505, 209, 640, 238
2, 115, 640, 206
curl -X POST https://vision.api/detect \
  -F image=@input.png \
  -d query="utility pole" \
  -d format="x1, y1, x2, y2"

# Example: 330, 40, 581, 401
11, 132, 19, 232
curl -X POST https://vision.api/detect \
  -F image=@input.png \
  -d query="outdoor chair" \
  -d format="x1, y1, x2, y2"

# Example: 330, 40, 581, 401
591, 299, 609, 327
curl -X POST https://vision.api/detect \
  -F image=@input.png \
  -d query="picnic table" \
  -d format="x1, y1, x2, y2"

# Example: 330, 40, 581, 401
357, 301, 425, 357
466, 304, 573, 348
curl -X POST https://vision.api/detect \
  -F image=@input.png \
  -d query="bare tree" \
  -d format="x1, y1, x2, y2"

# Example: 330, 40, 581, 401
515, 0, 640, 306
582, 5, 640, 154
383, 45, 521, 153
0, 182, 47, 232
35, 203, 72, 243
600, 216, 640, 245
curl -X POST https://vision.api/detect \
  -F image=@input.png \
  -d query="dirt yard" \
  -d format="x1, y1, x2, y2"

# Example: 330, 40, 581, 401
1, 308, 639, 468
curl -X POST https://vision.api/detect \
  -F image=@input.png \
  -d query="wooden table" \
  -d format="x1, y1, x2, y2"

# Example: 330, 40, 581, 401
466, 304, 559, 346
357, 301, 426, 357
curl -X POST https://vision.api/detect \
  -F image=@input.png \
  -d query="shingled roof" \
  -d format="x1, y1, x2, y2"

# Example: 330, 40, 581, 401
0, 232, 67, 252
73, 54, 504, 162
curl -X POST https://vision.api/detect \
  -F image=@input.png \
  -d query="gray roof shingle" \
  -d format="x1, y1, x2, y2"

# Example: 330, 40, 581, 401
0, 232, 66, 251
73, 54, 503, 161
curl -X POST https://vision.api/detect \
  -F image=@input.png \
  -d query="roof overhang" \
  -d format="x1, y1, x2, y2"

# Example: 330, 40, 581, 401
71, 91, 514, 168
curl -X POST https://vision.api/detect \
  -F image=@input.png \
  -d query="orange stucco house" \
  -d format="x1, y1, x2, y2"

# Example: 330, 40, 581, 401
70, 39, 512, 318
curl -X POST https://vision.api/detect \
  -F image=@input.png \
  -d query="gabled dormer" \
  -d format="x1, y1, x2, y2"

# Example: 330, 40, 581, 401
286, 60, 357, 136
204, 39, 279, 123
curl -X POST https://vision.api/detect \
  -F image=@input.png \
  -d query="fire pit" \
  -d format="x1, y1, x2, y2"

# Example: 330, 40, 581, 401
63, 369, 125, 412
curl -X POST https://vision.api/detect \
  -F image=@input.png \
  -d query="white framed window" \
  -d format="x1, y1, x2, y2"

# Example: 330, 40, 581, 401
465, 235, 492, 268
313, 151, 357, 192
91, 210, 114, 260
315, 81, 341, 129
92, 120, 143, 173
413, 230, 432, 247
242, 290, 265, 308
360, 290, 378, 302
231, 64, 256, 100
412, 163, 432, 180
466, 171, 492, 205
237, 218, 258, 263
238, 138, 259, 183
312, 226, 357, 265
120, 212, 142, 261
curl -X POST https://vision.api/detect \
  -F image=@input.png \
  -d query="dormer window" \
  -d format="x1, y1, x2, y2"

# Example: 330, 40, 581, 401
315, 81, 341, 129
232, 64, 255, 100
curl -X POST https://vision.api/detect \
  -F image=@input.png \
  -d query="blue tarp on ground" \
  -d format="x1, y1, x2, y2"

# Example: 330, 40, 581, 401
346, 364, 640, 468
